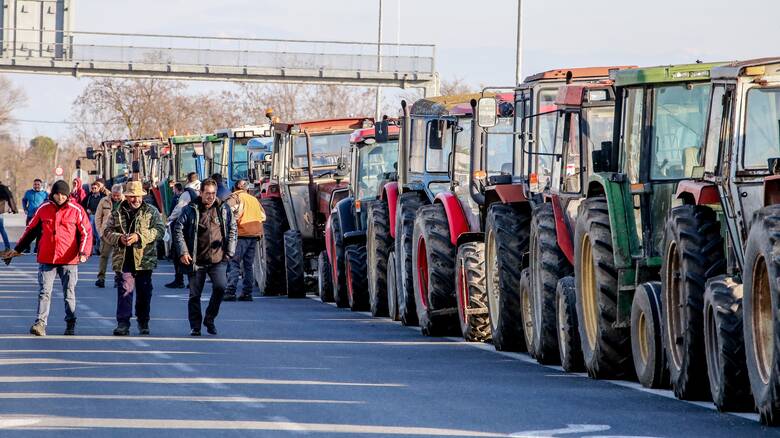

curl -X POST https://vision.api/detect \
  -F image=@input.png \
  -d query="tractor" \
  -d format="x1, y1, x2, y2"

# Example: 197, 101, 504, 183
572, 62, 724, 387
260, 118, 365, 297
670, 58, 780, 422
214, 125, 273, 188
324, 120, 399, 310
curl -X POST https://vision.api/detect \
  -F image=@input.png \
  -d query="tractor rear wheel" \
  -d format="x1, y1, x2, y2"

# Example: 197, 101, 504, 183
253, 238, 266, 296
574, 197, 633, 379
556, 276, 584, 372
520, 269, 535, 357
662, 205, 724, 400
330, 213, 349, 308
317, 250, 334, 302
387, 250, 399, 321
742, 205, 780, 425
283, 230, 305, 298
395, 192, 425, 326
704, 275, 753, 412
455, 242, 491, 342
412, 204, 458, 336
530, 203, 571, 364
346, 244, 369, 311
485, 203, 530, 352
260, 198, 288, 296
367, 202, 392, 317
631, 281, 669, 389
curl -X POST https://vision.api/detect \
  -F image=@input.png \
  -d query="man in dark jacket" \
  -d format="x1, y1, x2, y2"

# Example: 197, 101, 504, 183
173, 178, 236, 336
0, 180, 18, 251
102, 181, 165, 336
4, 180, 92, 336
82, 182, 105, 255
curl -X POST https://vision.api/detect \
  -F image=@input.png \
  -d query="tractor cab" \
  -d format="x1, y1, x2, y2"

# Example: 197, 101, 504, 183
86, 137, 166, 187
168, 133, 221, 183
214, 125, 273, 188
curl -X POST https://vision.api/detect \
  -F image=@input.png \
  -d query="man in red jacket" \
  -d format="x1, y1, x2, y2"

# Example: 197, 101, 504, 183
4, 180, 92, 336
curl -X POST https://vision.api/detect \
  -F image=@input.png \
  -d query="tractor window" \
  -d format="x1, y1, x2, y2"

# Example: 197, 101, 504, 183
650, 83, 711, 179
486, 117, 514, 177
561, 112, 582, 193
621, 87, 644, 184
532, 89, 558, 191
292, 133, 350, 169
356, 140, 399, 201
176, 144, 198, 181
743, 88, 780, 169
230, 139, 249, 181
704, 85, 727, 174
452, 119, 473, 186
409, 118, 426, 173
426, 120, 452, 173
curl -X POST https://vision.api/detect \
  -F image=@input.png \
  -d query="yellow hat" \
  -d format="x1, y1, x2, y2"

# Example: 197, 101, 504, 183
123, 181, 147, 196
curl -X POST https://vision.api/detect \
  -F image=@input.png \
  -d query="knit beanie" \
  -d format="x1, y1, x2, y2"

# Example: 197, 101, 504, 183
51, 180, 70, 197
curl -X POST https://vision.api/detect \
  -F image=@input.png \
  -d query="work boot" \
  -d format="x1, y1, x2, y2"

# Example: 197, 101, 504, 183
204, 320, 217, 335
95, 278, 105, 288
165, 279, 185, 289
190, 328, 201, 336
113, 323, 130, 336
238, 294, 253, 302
63, 320, 76, 336
223, 292, 237, 302
29, 322, 46, 337
138, 321, 150, 336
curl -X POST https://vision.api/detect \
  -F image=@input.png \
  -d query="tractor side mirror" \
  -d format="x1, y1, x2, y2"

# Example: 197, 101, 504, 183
131, 160, 141, 174
769, 157, 780, 175
203, 141, 214, 160
149, 144, 160, 160
115, 150, 127, 164
375, 120, 390, 143
592, 141, 612, 173
477, 97, 497, 128
86, 147, 95, 160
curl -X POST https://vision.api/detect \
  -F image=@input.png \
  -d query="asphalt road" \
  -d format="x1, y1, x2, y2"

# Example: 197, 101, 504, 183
0, 256, 776, 437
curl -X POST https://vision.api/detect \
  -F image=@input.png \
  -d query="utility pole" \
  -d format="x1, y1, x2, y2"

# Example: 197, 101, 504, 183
375, 0, 384, 120
515, 0, 523, 85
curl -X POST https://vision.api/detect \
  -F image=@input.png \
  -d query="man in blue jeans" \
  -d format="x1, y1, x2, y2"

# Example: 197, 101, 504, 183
22, 179, 48, 253
172, 178, 236, 336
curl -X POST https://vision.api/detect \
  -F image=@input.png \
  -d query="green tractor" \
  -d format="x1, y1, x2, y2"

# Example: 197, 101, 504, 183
671, 58, 780, 422
574, 62, 723, 384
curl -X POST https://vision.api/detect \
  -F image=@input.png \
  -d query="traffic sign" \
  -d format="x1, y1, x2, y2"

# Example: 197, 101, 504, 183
54, 167, 64, 176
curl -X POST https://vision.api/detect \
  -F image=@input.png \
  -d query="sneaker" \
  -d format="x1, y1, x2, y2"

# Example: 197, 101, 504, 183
238, 294, 253, 302
138, 321, 150, 336
63, 321, 76, 336
165, 280, 185, 289
223, 293, 237, 302
190, 328, 201, 336
95, 279, 105, 288
113, 323, 130, 336
204, 321, 217, 335
29, 322, 45, 337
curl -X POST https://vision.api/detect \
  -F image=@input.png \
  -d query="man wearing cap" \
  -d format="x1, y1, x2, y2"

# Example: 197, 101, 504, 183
4, 180, 92, 336
102, 181, 165, 336
224, 179, 265, 301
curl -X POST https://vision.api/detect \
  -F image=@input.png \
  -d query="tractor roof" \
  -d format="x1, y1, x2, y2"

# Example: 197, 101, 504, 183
350, 124, 401, 144
523, 66, 634, 84
711, 57, 780, 80
169, 133, 221, 144
613, 62, 725, 87
274, 118, 369, 135
411, 92, 513, 117
555, 81, 614, 108
101, 137, 166, 148
214, 125, 271, 138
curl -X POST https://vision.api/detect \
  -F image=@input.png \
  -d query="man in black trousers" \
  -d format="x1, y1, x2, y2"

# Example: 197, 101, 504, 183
172, 178, 236, 336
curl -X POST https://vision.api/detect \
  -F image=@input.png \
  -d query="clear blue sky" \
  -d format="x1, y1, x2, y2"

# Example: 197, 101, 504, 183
8, 0, 779, 142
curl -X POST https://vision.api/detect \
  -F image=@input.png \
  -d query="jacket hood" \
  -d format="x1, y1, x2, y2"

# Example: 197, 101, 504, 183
186, 180, 201, 191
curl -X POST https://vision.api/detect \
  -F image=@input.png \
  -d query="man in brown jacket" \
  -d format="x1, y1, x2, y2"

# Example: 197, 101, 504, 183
94, 184, 124, 288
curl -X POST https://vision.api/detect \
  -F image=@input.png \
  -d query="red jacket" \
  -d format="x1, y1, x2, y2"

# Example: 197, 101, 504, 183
16, 199, 93, 265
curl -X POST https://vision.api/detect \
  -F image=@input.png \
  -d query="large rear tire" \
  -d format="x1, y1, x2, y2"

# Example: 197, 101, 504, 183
283, 230, 305, 298
412, 204, 458, 336
661, 205, 724, 400
556, 276, 584, 372
485, 203, 530, 352
317, 250, 334, 302
253, 238, 266, 296
631, 281, 669, 389
346, 244, 369, 311
367, 202, 392, 317
395, 192, 425, 326
704, 275, 753, 412
574, 197, 633, 379
330, 213, 349, 308
520, 269, 535, 357
742, 205, 780, 425
260, 198, 288, 296
530, 203, 571, 364
387, 250, 399, 321
455, 242, 491, 342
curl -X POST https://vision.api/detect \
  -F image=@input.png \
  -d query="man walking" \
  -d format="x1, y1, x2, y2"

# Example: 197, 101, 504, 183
224, 179, 265, 301
173, 178, 236, 336
165, 175, 199, 289
94, 184, 124, 288
22, 179, 48, 253
82, 182, 105, 255
102, 181, 165, 336
0, 180, 18, 251
4, 180, 92, 336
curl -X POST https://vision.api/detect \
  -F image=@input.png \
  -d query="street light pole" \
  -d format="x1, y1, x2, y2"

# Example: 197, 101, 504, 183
515, 0, 523, 86
375, 0, 384, 120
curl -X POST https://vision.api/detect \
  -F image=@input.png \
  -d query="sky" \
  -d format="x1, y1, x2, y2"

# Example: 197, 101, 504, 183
7, 0, 780, 143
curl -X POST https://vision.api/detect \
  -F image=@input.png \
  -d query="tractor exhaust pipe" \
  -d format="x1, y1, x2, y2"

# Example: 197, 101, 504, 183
398, 100, 410, 193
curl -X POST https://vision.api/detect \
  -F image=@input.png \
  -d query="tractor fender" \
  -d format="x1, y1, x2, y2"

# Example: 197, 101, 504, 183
260, 181, 281, 199
325, 214, 334, 265
549, 193, 574, 266
586, 173, 636, 270
764, 175, 780, 207
382, 182, 399, 238
334, 197, 357, 237
456, 232, 484, 247
434, 192, 470, 246
493, 183, 527, 204
675, 180, 719, 205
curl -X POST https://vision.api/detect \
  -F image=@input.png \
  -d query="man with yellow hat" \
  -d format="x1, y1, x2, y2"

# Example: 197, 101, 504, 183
101, 180, 165, 336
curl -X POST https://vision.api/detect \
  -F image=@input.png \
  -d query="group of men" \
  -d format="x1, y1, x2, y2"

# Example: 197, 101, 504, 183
3, 173, 265, 338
